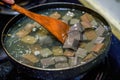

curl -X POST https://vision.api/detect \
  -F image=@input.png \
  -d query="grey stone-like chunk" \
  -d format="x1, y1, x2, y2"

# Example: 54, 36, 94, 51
40, 48, 53, 57
54, 56, 67, 63
55, 63, 69, 68
75, 48, 88, 58
41, 57, 55, 68
63, 38, 79, 50
96, 25, 105, 36
68, 30, 82, 41
69, 23, 84, 33
94, 37, 105, 44
69, 57, 78, 66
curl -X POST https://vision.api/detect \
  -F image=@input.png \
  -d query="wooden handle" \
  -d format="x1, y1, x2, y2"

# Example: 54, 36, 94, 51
11, 4, 48, 23
11, 4, 69, 43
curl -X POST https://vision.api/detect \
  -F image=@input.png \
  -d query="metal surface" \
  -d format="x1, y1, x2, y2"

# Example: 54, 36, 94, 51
0, 2, 111, 80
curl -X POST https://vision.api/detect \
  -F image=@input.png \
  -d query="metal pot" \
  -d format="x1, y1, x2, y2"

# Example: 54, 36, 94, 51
0, 2, 111, 80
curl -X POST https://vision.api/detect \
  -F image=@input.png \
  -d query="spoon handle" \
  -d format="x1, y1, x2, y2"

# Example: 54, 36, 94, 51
0, 2, 69, 43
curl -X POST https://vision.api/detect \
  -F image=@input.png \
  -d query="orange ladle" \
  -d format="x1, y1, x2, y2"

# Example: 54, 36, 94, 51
0, 2, 69, 43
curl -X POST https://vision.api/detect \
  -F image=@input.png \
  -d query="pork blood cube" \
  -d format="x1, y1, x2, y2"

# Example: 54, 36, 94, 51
75, 48, 88, 59
69, 23, 84, 33
68, 30, 82, 41
94, 37, 105, 44
63, 38, 79, 50
69, 57, 78, 66
54, 56, 67, 63
96, 25, 105, 36
41, 57, 55, 68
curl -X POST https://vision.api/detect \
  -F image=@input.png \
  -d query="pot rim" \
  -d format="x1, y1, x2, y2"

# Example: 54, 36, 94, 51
1, 2, 112, 71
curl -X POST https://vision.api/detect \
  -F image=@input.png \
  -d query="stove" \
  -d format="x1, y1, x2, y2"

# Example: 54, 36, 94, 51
0, 0, 120, 80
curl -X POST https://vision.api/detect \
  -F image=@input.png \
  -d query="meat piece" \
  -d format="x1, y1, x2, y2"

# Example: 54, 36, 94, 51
23, 23, 36, 32
70, 18, 79, 25
64, 50, 75, 57
62, 11, 75, 21
81, 21, 92, 29
84, 30, 97, 40
21, 35, 37, 44
80, 13, 94, 23
22, 53, 39, 64
16, 23, 35, 38
40, 48, 53, 57
52, 46, 63, 56
75, 48, 88, 59
16, 29, 29, 38
92, 43, 105, 53
49, 12, 61, 19
63, 38, 79, 50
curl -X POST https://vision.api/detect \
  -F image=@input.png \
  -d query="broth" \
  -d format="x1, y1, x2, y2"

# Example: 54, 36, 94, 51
4, 8, 110, 69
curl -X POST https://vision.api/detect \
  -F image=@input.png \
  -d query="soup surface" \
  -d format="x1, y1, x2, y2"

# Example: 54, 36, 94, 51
4, 8, 110, 69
